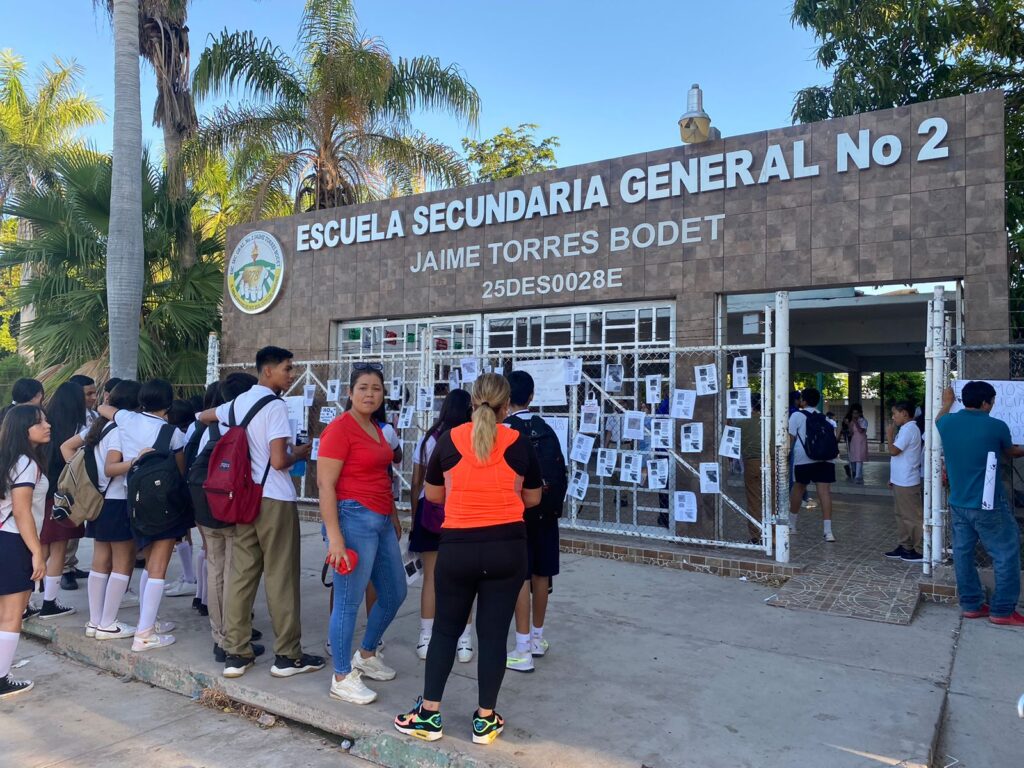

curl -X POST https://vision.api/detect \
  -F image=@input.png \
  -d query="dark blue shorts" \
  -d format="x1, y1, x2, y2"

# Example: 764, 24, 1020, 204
408, 497, 441, 554
134, 520, 191, 551
0, 531, 33, 596
86, 498, 133, 543
525, 513, 560, 578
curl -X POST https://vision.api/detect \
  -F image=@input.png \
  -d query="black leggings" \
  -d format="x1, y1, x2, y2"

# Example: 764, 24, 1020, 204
424, 523, 526, 710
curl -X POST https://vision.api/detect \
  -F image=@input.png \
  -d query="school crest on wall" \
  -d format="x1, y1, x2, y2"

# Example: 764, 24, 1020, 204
227, 231, 284, 314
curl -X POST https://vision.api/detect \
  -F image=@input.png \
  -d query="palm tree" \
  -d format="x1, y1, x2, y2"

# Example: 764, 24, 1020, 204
1, 148, 223, 389
191, 0, 479, 217
0, 51, 104, 355
106, 0, 145, 380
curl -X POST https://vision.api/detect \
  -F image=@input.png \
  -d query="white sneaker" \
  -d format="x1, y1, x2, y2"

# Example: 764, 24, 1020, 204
804, 499, 817, 509
416, 632, 431, 661
352, 650, 396, 681
329, 669, 377, 705
132, 632, 175, 652
85, 622, 97, 638
506, 649, 535, 673
456, 634, 474, 663
121, 587, 139, 607
824, 531, 837, 543
95, 621, 136, 641
531, 637, 549, 657
154, 619, 175, 633
163, 578, 197, 597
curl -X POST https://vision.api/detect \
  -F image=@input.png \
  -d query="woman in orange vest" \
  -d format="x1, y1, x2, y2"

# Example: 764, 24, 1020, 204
394, 373, 542, 745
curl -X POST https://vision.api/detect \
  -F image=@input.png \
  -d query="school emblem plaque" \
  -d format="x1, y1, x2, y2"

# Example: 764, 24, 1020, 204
227, 230, 284, 314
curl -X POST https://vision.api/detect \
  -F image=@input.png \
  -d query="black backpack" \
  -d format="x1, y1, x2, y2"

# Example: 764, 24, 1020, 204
505, 414, 568, 519
183, 420, 204, 476
799, 410, 840, 462
127, 423, 190, 537
187, 422, 230, 529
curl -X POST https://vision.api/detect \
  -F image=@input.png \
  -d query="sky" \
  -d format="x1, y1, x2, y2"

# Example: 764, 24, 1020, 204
1, 0, 829, 169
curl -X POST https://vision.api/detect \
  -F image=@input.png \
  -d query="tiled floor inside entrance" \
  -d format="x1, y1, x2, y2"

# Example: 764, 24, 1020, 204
766, 481, 926, 625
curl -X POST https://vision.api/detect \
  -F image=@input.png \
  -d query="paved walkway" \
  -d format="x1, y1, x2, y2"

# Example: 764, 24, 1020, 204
21, 524, 964, 768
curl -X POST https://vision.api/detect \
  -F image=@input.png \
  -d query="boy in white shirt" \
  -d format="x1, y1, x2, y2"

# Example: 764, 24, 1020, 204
884, 401, 924, 562
199, 346, 321, 680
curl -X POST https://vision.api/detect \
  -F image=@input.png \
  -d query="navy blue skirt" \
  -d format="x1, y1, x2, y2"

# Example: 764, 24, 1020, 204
86, 498, 133, 543
408, 497, 441, 553
0, 530, 33, 596
134, 519, 191, 551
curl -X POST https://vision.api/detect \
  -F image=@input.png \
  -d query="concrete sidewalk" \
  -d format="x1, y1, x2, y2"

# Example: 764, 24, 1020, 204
22, 522, 968, 767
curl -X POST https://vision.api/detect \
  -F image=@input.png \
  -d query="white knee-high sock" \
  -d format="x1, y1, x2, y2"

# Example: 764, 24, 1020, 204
196, 549, 207, 602
43, 575, 60, 602
177, 542, 196, 582
460, 623, 473, 641
138, 578, 165, 634
87, 572, 109, 626
137, 569, 150, 617
100, 573, 130, 629
0, 630, 19, 678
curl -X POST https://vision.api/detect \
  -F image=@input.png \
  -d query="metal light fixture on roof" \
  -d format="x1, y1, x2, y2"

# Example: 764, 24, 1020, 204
678, 83, 720, 144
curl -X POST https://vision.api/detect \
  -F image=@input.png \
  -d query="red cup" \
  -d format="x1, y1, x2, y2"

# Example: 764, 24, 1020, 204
327, 548, 359, 575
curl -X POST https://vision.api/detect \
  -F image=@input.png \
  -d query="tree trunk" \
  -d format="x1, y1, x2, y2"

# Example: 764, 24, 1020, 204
16, 216, 35, 362
107, 0, 145, 380
163, 122, 196, 268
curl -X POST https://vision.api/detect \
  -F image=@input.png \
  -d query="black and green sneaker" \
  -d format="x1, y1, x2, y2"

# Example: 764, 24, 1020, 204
472, 709, 504, 745
394, 698, 443, 741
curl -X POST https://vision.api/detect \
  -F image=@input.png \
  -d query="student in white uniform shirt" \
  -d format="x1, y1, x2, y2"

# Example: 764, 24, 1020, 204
0, 405, 51, 699
198, 345, 321, 680
884, 401, 924, 562
60, 381, 142, 641
98, 379, 187, 652
788, 387, 839, 542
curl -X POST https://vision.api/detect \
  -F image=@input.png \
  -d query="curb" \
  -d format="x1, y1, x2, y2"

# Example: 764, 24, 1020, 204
23, 621, 515, 768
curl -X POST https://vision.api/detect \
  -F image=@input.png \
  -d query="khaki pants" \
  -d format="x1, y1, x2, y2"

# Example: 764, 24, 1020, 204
64, 538, 80, 573
893, 483, 923, 552
223, 498, 302, 659
199, 524, 236, 647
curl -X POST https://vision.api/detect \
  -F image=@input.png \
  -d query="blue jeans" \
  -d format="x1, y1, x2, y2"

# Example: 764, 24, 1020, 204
329, 500, 407, 674
950, 496, 1021, 616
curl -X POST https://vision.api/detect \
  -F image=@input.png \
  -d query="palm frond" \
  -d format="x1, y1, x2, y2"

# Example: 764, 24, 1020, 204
193, 29, 304, 104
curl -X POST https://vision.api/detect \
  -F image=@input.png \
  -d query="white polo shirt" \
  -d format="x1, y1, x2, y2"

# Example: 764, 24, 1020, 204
114, 410, 185, 461
890, 420, 923, 487
788, 407, 838, 466
0, 455, 48, 535
215, 384, 295, 503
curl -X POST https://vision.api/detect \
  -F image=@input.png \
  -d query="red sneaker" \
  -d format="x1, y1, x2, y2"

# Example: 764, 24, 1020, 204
988, 611, 1024, 626
962, 604, 990, 619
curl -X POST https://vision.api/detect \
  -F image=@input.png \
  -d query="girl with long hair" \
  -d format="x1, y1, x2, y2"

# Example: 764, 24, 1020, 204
0, 405, 50, 698
395, 373, 542, 745
409, 388, 473, 661
317, 364, 407, 705
60, 381, 142, 640
843, 404, 869, 484
36, 382, 86, 618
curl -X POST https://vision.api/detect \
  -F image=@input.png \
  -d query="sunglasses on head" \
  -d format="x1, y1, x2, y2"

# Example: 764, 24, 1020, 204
352, 362, 384, 372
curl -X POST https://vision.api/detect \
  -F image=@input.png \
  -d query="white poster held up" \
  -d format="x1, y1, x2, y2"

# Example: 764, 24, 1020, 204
326, 379, 342, 402
416, 386, 433, 412
460, 357, 479, 384
680, 422, 703, 453
564, 358, 583, 386
620, 452, 643, 484
673, 491, 698, 523
645, 375, 662, 405
670, 389, 696, 420
951, 380, 1024, 443
727, 388, 752, 419
732, 357, 749, 388
513, 359, 567, 407
982, 451, 998, 510
319, 406, 338, 425
695, 364, 718, 396
397, 405, 414, 429
579, 399, 601, 434
647, 458, 668, 490
622, 410, 645, 441
699, 462, 721, 494
719, 426, 741, 459
605, 364, 624, 393
303, 384, 317, 407
596, 448, 618, 477
568, 468, 590, 501
651, 418, 674, 451
569, 432, 596, 464
285, 396, 305, 440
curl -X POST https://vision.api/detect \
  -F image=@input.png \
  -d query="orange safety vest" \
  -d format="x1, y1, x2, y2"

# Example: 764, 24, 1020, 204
442, 423, 525, 529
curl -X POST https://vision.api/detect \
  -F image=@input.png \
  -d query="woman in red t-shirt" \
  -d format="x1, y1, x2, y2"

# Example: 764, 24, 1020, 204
317, 365, 407, 706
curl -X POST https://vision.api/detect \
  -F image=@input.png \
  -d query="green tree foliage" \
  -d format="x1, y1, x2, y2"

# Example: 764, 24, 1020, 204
863, 371, 926, 408
791, 372, 848, 401
1, 149, 223, 390
191, 0, 479, 216
791, 0, 1024, 334
462, 123, 559, 182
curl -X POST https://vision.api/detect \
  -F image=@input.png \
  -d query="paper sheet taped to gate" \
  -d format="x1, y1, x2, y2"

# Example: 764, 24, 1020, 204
512, 359, 567, 406
951, 380, 1024, 443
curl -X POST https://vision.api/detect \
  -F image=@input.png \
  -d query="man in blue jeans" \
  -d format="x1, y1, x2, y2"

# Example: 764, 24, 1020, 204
936, 381, 1024, 626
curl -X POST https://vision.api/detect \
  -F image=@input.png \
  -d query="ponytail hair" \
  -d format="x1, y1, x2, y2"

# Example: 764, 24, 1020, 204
470, 373, 510, 463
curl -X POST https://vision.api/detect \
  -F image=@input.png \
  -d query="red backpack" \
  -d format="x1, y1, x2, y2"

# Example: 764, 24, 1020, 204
203, 395, 280, 525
